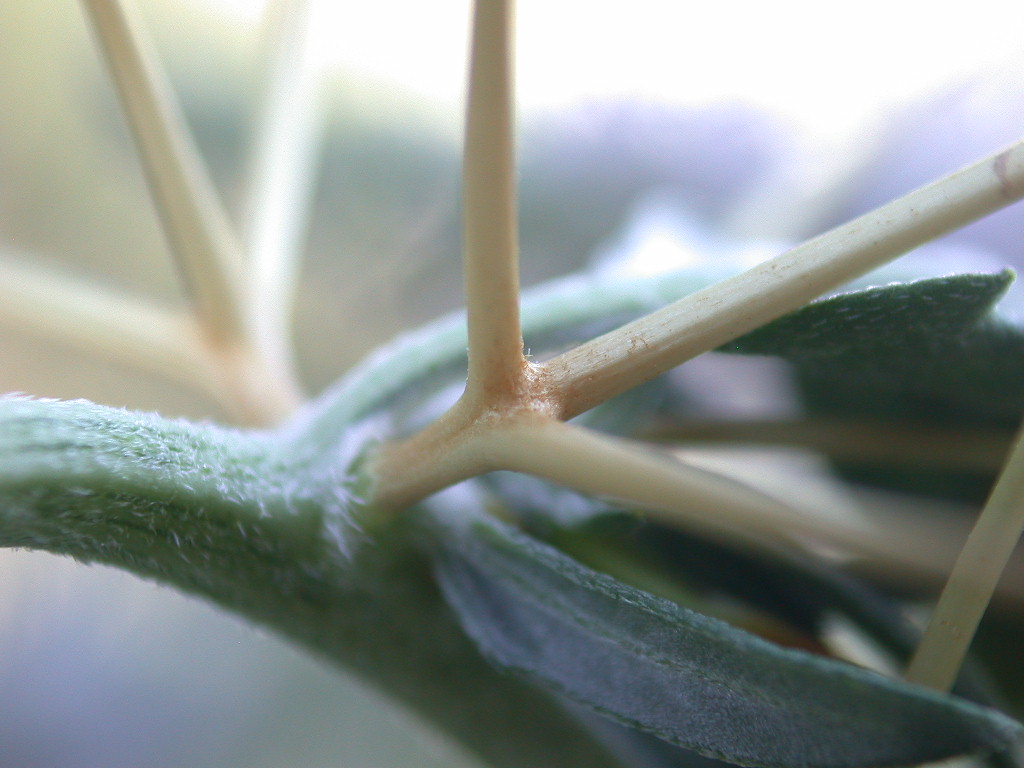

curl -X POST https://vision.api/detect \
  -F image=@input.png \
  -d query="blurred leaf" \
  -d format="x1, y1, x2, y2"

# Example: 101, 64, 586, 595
790, 318, 1024, 502
432, 511, 1022, 768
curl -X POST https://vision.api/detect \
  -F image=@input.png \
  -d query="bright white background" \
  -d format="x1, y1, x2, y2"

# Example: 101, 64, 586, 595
209, 0, 1024, 146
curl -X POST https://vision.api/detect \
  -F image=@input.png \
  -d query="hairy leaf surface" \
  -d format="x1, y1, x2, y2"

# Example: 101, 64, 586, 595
432, 512, 1022, 768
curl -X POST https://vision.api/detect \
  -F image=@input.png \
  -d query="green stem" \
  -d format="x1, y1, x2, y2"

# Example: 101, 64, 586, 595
0, 396, 623, 768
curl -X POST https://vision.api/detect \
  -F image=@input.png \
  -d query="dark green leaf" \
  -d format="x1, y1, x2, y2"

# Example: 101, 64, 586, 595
629, 524, 1004, 707
723, 272, 1013, 360
722, 271, 1024, 430
432, 512, 1022, 768
793, 318, 1024, 427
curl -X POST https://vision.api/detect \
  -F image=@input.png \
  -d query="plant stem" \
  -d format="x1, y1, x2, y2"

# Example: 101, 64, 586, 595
664, 444, 1024, 604
472, 418, 1024, 605
0, 253, 204, 386
241, 0, 321, 379
844, 488, 1024, 609
485, 419, 885, 557
462, 0, 525, 401
544, 140, 1024, 419
80, 0, 303, 425
79, 0, 248, 350
906, 423, 1024, 691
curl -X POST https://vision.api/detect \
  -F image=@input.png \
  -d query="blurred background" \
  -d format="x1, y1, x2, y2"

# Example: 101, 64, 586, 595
2, 0, 1024, 765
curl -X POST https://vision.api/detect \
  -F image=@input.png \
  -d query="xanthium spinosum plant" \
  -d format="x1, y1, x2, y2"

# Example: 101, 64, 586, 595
4, 1, 1024, 767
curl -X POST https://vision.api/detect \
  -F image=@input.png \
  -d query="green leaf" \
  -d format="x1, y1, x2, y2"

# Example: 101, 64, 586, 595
719, 271, 1024, 430
781, 318, 1024, 502
722, 272, 1013, 360
432, 511, 1022, 768
792, 318, 1024, 427
626, 524, 1004, 707
713, 274, 1024, 501
697, 271, 1024, 501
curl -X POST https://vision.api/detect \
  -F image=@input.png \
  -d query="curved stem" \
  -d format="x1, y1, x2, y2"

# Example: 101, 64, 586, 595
544, 140, 1024, 419
462, 0, 525, 401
